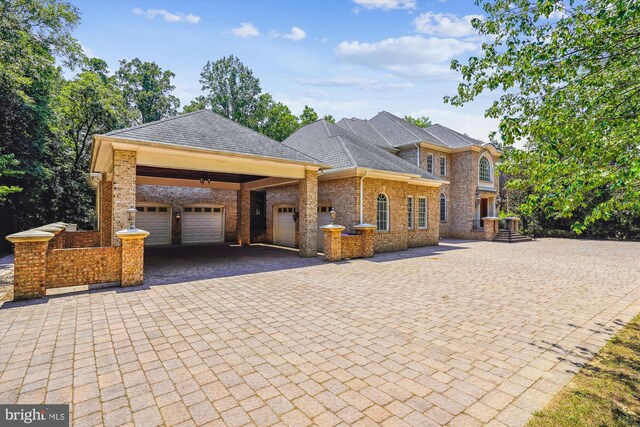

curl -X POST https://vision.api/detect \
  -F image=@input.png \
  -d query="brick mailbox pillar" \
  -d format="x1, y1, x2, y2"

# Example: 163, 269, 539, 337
352, 224, 377, 258
6, 230, 55, 300
482, 217, 500, 241
116, 229, 150, 287
320, 225, 345, 262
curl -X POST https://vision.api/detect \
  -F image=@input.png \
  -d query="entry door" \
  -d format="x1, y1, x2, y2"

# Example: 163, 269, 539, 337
182, 206, 224, 244
317, 206, 332, 251
480, 198, 488, 227
274, 206, 296, 247
136, 206, 171, 246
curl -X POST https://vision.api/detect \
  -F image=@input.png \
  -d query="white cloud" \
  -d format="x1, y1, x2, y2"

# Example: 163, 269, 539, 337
132, 8, 201, 24
80, 43, 94, 58
282, 26, 307, 41
353, 0, 416, 10
335, 35, 479, 79
413, 12, 483, 38
229, 22, 260, 38
296, 76, 413, 91
409, 108, 500, 143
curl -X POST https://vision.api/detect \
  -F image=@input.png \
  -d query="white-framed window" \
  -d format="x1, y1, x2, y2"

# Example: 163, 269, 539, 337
440, 157, 446, 176
426, 154, 434, 174
479, 156, 492, 182
418, 197, 427, 229
376, 194, 389, 232
440, 193, 447, 222
407, 196, 414, 229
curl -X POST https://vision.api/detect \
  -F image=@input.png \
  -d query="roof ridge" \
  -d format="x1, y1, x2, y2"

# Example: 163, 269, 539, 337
333, 135, 358, 168
107, 109, 207, 136
433, 124, 484, 145
380, 111, 422, 141
361, 118, 394, 147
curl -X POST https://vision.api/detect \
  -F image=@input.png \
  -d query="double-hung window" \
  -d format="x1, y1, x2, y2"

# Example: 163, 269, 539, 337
377, 194, 389, 232
426, 154, 434, 174
407, 197, 414, 229
418, 197, 427, 229
440, 194, 447, 222
440, 157, 446, 176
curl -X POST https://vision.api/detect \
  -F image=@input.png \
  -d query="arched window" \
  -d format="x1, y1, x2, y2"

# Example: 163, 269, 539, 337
440, 193, 447, 222
376, 194, 389, 232
479, 156, 492, 182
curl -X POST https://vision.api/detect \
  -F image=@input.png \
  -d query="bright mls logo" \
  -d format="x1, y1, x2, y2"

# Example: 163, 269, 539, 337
0, 405, 69, 426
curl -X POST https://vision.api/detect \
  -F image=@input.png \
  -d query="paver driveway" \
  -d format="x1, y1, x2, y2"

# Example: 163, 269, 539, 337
1, 239, 639, 427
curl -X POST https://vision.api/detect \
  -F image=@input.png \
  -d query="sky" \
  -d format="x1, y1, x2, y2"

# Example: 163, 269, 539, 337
70, 0, 500, 141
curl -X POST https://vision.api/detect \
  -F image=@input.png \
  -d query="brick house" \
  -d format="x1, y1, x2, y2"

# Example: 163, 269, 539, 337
337, 111, 502, 240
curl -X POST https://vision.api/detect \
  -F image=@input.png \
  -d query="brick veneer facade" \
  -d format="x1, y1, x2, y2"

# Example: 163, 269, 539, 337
12, 239, 50, 299
298, 170, 318, 257
63, 230, 101, 248
99, 176, 113, 247
237, 189, 251, 245
46, 246, 121, 288
136, 185, 238, 244
111, 150, 137, 246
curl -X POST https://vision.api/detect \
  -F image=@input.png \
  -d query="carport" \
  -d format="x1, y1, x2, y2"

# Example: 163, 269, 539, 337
90, 110, 328, 258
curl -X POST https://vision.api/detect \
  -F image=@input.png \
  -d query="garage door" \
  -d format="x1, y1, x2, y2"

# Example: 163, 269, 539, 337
274, 206, 296, 247
182, 206, 224, 244
136, 206, 171, 246
317, 206, 332, 251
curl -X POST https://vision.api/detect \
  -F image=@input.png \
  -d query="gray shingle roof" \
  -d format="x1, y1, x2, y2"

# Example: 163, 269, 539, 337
283, 120, 443, 181
101, 110, 324, 165
336, 118, 396, 151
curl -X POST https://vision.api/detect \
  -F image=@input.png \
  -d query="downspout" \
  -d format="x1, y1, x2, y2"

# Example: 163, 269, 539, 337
359, 171, 368, 224
415, 143, 420, 168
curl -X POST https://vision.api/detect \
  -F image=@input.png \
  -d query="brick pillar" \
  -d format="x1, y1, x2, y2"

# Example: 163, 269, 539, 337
36, 224, 66, 249
482, 217, 499, 241
506, 217, 520, 233
353, 224, 376, 257
116, 229, 149, 287
236, 188, 251, 245
100, 176, 113, 247
112, 149, 137, 246
321, 225, 345, 262
298, 169, 318, 257
6, 230, 55, 300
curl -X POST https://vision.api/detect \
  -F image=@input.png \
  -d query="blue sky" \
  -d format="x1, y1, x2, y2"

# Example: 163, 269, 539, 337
71, 0, 499, 141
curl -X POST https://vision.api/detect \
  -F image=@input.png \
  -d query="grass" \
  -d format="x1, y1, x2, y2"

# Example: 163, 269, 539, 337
527, 313, 640, 426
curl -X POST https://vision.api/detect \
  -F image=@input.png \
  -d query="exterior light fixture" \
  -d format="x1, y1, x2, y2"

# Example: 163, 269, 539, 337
330, 209, 336, 225
292, 211, 299, 222
175, 212, 181, 222
475, 188, 482, 206
127, 205, 137, 229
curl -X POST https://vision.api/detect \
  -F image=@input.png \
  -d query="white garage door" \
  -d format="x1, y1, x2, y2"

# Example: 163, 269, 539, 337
182, 206, 224, 244
274, 206, 296, 247
317, 206, 332, 251
136, 206, 171, 246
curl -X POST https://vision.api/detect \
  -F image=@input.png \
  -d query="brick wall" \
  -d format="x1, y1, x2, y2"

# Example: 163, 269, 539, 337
407, 185, 440, 247
136, 185, 238, 243
64, 231, 101, 248
319, 178, 359, 230
46, 246, 121, 288
111, 150, 137, 245
360, 178, 408, 252
100, 177, 112, 246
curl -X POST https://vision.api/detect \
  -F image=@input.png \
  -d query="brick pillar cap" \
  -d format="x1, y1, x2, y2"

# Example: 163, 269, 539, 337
504, 217, 520, 221
6, 229, 55, 243
47, 222, 69, 229
353, 223, 377, 230
481, 217, 500, 220
34, 225, 64, 235
320, 225, 345, 231
116, 228, 150, 240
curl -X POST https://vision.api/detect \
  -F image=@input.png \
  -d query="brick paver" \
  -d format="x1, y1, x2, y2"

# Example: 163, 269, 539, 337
1, 239, 639, 426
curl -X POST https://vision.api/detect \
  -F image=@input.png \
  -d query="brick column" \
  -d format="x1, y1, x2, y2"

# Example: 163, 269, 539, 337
35, 224, 66, 249
100, 176, 113, 247
506, 217, 520, 233
6, 230, 55, 300
482, 217, 499, 241
236, 188, 251, 245
112, 149, 137, 246
298, 169, 318, 257
321, 225, 345, 262
116, 229, 149, 287
353, 224, 376, 257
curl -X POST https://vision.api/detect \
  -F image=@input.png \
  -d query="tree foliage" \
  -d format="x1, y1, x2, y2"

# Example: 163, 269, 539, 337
403, 115, 431, 128
199, 55, 262, 127
252, 94, 300, 142
299, 105, 319, 126
116, 58, 180, 124
447, 0, 640, 234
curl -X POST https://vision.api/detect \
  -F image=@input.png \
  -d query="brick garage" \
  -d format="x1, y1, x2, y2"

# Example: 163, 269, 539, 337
136, 184, 238, 243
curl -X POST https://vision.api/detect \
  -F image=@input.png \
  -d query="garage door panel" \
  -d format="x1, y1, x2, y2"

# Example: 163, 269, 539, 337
317, 206, 332, 251
274, 206, 296, 247
182, 206, 223, 244
137, 206, 171, 246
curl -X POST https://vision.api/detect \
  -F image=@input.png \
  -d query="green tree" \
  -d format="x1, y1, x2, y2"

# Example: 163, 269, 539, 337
403, 115, 431, 128
0, 154, 22, 202
446, 0, 640, 234
0, 0, 81, 243
116, 58, 180, 124
299, 105, 319, 126
182, 95, 208, 113
252, 94, 299, 141
199, 55, 262, 127
322, 115, 336, 124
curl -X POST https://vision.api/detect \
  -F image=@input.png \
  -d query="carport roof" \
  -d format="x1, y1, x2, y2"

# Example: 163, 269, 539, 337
100, 110, 325, 166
